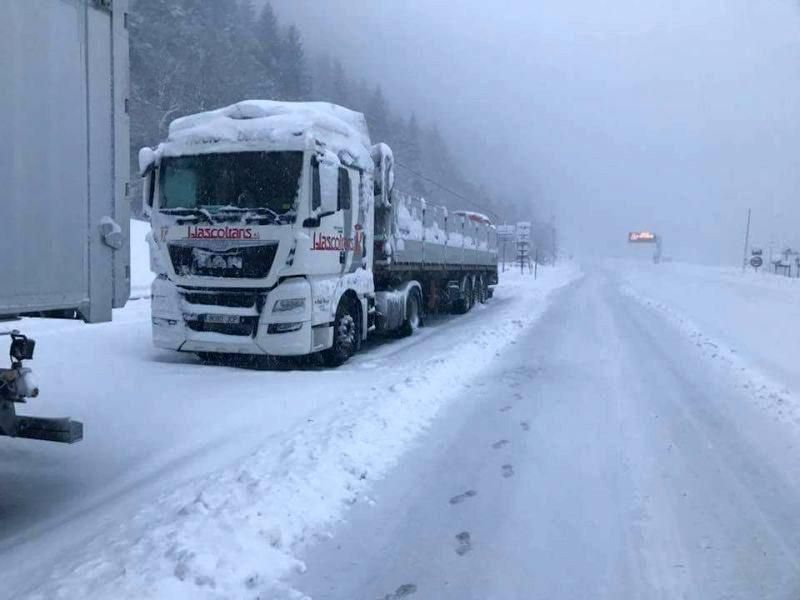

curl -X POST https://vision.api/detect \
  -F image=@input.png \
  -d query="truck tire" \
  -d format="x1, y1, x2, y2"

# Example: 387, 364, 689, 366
399, 288, 422, 337
477, 275, 488, 304
453, 276, 473, 314
323, 300, 359, 367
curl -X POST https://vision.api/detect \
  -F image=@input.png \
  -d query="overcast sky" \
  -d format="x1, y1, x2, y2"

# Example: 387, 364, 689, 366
272, 0, 800, 264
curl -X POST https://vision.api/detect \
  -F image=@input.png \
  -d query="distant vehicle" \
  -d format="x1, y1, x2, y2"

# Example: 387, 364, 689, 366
139, 100, 498, 365
0, 0, 130, 442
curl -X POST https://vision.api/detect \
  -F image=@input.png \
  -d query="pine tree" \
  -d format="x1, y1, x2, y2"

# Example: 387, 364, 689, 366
311, 54, 334, 102
276, 25, 312, 101
366, 85, 390, 143
351, 78, 371, 114
404, 114, 426, 197
253, 2, 281, 87
331, 59, 351, 107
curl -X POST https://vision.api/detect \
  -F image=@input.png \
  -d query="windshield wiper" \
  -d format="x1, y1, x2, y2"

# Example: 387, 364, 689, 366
161, 206, 290, 225
211, 206, 287, 225
244, 207, 284, 224
161, 207, 215, 224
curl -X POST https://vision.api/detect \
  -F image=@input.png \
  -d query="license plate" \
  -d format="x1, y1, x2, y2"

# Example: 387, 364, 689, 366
204, 314, 241, 325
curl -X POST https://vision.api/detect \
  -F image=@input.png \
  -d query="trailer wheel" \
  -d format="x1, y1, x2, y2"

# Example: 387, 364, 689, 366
324, 300, 359, 367
453, 276, 473, 314
399, 288, 422, 337
477, 275, 488, 304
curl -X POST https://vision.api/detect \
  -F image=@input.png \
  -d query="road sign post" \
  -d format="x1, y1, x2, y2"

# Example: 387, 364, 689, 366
496, 225, 516, 274
628, 231, 662, 263
741, 208, 751, 274
516, 222, 532, 275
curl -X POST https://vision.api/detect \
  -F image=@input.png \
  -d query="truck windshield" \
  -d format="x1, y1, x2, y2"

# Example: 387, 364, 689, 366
159, 151, 303, 221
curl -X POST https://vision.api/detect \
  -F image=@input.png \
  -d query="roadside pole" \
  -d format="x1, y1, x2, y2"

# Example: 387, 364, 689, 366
741, 208, 751, 274
497, 225, 515, 274
534, 248, 538, 280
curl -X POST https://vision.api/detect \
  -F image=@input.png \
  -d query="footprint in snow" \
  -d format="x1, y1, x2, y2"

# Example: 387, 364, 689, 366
520, 421, 530, 432
449, 490, 478, 505
455, 531, 472, 556
499, 405, 512, 413
492, 439, 510, 450
502, 464, 515, 478
379, 583, 418, 599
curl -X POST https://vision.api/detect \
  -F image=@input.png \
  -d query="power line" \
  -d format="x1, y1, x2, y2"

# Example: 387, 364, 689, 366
394, 161, 499, 221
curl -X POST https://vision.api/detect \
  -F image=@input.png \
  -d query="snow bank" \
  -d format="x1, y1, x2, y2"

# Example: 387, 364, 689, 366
21, 263, 582, 600
614, 259, 800, 428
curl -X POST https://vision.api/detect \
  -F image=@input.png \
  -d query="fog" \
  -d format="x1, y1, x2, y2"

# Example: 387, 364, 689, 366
271, 0, 800, 264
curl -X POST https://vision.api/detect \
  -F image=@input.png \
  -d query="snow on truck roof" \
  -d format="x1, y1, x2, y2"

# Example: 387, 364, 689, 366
162, 100, 373, 169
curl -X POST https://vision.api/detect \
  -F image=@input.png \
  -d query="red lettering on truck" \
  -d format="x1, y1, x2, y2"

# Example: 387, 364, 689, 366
187, 226, 258, 240
311, 232, 363, 252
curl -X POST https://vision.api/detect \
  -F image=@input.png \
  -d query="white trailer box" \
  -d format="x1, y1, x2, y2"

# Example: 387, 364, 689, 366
0, 0, 130, 323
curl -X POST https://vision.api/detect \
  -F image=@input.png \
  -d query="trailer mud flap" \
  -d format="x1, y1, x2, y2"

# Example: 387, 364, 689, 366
12, 416, 83, 444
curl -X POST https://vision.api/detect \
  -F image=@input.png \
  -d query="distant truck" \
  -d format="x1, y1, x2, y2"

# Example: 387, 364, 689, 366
139, 100, 498, 365
0, 0, 130, 442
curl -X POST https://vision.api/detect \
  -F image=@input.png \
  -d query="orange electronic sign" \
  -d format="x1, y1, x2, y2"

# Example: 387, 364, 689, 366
628, 231, 657, 243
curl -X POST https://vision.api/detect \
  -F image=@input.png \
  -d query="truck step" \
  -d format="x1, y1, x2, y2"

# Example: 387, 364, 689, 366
14, 416, 83, 444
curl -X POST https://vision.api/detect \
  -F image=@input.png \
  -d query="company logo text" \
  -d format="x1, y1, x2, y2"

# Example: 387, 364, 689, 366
311, 232, 363, 253
187, 226, 259, 240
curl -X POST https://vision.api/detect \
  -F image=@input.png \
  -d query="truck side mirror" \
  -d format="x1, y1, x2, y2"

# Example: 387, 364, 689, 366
141, 169, 156, 218
304, 158, 338, 227
138, 147, 155, 175
139, 147, 157, 218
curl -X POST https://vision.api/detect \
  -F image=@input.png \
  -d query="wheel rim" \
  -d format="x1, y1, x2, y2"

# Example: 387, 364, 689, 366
335, 313, 357, 357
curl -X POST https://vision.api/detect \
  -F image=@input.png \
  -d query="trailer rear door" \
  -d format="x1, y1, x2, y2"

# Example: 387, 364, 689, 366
0, 0, 130, 322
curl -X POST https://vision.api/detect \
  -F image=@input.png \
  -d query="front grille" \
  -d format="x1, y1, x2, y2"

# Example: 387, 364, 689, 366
180, 289, 261, 309
185, 316, 259, 337
169, 243, 278, 279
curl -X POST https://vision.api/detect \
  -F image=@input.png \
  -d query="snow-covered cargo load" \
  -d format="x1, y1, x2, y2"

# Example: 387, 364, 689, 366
140, 100, 497, 366
376, 193, 497, 269
0, 0, 131, 323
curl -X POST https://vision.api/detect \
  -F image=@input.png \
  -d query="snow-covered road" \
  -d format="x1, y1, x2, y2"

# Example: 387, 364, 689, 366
0, 256, 579, 599
6, 258, 800, 599
289, 268, 800, 600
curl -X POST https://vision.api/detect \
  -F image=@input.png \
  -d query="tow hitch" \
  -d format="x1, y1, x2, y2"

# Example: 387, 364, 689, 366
0, 331, 83, 443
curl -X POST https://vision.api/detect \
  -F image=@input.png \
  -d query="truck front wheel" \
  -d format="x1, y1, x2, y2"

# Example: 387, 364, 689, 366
324, 301, 359, 367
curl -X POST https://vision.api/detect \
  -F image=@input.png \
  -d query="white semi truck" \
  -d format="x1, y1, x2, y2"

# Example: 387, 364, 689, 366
139, 100, 497, 366
1, 0, 130, 442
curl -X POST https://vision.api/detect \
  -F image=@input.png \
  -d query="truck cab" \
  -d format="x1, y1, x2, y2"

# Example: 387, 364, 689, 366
141, 101, 376, 364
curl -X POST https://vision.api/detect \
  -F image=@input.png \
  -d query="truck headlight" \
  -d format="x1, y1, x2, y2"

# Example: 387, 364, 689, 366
273, 298, 306, 313
267, 322, 304, 334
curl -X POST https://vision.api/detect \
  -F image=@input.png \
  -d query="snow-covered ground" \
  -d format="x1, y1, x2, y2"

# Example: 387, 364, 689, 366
288, 267, 800, 599
613, 259, 800, 428
0, 226, 580, 599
